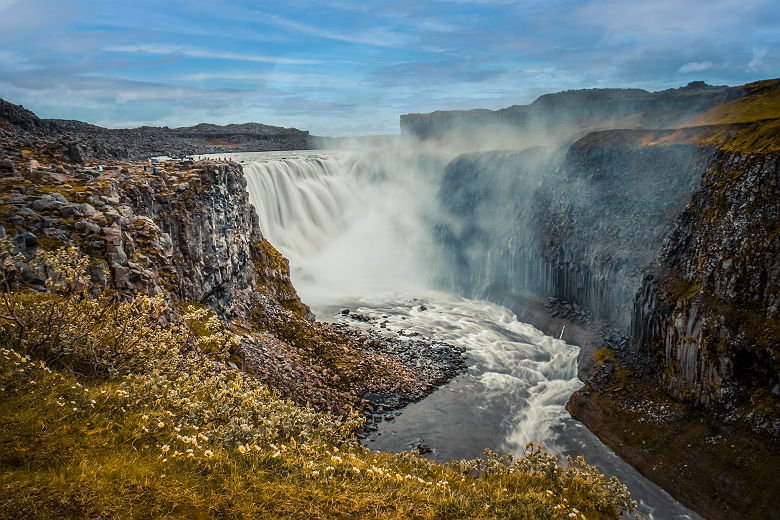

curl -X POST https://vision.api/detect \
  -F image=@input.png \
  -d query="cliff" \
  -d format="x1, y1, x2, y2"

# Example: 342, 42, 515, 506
0, 98, 311, 161
401, 81, 746, 147
0, 118, 467, 419
432, 78, 780, 519
437, 133, 712, 329
632, 151, 779, 430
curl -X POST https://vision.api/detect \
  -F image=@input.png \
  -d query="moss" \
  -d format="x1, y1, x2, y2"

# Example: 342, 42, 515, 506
662, 278, 701, 303
696, 118, 780, 153
251, 239, 308, 320
742, 311, 780, 365
692, 80, 780, 126
594, 347, 615, 366
36, 234, 66, 252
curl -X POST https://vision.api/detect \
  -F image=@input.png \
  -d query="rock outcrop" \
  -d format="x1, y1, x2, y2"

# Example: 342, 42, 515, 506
0, 158, 263, 321
0, 121, 465, 419
437, 132, 711, 329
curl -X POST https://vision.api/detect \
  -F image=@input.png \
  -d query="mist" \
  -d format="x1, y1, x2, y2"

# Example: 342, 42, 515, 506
234, 119, 709, 520
238, 80, 712, 333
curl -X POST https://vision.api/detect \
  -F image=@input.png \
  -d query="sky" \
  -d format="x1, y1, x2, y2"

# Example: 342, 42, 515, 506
0, 0, 777, 136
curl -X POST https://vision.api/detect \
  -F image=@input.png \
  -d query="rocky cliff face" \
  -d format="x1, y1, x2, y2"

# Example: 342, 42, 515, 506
632, 151, 779, 433
0, 157, 266, 322
0, 119, 465, 418
437, 131, 711, 330
0, 98, 311, 161
432, 80, 780, 518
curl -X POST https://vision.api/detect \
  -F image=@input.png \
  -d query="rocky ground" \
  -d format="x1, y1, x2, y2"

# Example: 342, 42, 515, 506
1, 98, 311, 162
567, 356, 779, 520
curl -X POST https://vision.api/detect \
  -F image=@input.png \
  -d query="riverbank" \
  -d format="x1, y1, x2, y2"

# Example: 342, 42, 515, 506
483, 288, 778, 520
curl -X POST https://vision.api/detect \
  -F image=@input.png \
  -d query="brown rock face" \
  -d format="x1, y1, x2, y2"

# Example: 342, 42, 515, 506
632, 152, 780, 436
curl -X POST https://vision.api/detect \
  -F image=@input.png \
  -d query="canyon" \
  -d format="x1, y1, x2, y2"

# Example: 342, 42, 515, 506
1, 77, 778, 519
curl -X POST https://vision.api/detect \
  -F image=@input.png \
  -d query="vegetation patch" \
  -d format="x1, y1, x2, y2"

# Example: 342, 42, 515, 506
661, 277, 701, 303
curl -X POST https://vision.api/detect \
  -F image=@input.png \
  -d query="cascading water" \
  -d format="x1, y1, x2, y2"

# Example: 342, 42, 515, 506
238, 150, 701, 520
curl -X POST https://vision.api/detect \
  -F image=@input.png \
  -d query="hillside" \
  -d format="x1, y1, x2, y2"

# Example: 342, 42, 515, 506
0, 98, 311, 161
400, 81, 754, 150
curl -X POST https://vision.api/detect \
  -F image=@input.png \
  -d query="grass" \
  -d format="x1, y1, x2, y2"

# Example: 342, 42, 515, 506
0, 244, 637, 519
689, 79, 780, 126
0, 351, 634, 519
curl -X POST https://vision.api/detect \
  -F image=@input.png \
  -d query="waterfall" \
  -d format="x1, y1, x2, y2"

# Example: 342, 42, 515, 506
241, 150, 448, 304
244, 154, 351, 258
238, 149, 702, 519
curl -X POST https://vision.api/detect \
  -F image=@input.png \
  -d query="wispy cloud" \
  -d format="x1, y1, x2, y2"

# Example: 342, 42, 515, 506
0, 0, 777, 135
678, 61, 714, 73
747, 47, 768, 72
105, 44, 319, 65
259, 12, 410, 48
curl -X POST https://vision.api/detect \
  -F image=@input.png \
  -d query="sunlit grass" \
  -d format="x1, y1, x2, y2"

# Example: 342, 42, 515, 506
0, 243, 637, 519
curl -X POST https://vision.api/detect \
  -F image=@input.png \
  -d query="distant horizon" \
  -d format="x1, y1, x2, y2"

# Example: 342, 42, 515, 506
5, 77, 768, 138
1, 0, 777, 135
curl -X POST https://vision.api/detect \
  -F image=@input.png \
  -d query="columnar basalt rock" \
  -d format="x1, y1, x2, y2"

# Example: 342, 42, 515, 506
437, 133, 711, 330
631, 152, 780, 434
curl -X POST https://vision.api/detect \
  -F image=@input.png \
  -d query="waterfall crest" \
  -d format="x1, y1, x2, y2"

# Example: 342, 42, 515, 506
244, 154, 351, 258
241, 150, 446, 304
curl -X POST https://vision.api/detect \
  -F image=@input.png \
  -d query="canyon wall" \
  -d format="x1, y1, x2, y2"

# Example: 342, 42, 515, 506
428, 80, 780, 518
632, 151, 779, 433
436, 132, 711, 330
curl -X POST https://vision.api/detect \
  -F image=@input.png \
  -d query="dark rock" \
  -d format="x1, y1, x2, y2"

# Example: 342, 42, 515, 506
12, 231, 38, 253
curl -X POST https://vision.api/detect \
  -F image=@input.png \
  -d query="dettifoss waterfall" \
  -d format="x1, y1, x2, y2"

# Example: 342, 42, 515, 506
234, 150, 701, 520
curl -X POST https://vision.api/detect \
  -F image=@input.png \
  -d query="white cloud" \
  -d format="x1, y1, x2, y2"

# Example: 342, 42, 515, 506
260, 12, 409, 48
678, 61, 713, 73
105, 44, 320, 65
747, 47, 767, 71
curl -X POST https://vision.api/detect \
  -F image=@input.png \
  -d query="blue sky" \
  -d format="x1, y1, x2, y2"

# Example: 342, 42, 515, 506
0, 0, 777, 135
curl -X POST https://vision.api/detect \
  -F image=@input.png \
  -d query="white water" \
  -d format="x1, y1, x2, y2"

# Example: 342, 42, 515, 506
238, 150, 701, 520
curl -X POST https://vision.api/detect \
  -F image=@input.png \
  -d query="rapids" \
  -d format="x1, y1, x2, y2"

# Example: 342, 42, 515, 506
233, 150, 702, 520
